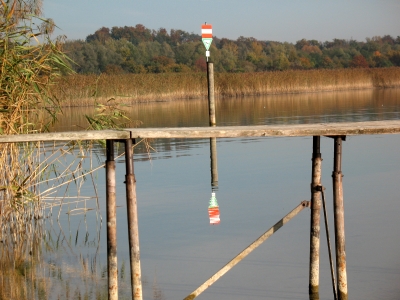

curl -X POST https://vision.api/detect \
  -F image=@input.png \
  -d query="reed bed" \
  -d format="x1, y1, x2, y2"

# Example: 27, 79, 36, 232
51, 68, 400, 107
52, 73, 207, 106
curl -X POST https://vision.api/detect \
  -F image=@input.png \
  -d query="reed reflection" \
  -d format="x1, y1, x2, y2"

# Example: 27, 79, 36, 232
50, 88, 400, 132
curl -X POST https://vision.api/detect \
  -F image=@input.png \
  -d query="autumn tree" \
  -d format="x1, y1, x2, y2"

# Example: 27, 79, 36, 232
194, 57, 207, 72
299, 57, 313, 69
86, 27, 111, 44
350, 55, 369, 68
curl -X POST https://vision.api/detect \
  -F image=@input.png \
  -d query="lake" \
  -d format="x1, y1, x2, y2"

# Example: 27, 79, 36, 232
2, 88, 400, 300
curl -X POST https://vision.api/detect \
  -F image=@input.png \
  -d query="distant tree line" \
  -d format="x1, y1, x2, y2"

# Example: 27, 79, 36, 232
62, 24, 400, 74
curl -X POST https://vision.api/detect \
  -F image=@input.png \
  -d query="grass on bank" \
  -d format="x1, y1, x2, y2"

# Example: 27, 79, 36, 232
51, 67, 400, 107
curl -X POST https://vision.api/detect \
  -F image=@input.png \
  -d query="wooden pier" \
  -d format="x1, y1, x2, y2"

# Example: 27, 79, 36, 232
2, 119, 400, 300
1, 120, 400, 143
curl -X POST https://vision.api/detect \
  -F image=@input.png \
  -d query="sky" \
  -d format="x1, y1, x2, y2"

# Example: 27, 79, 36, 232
44, 0, 400, 44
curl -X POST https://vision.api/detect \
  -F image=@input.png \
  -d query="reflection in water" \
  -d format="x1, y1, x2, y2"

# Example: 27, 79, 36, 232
210, 138, 219, 192
133, 134, 400, 300
209, 137, 220, 225
50, 88, 400, 166
3, 89, 400, 299
0, 142, 133, 300
51, 88, 400, 131
0, 212, 115, 300
208, 192, 220, 225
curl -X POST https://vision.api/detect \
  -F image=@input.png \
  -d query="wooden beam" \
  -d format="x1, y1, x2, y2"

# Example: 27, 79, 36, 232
126, 120, 400, 139
1, 120, 400, 143
0, 130, 130, 143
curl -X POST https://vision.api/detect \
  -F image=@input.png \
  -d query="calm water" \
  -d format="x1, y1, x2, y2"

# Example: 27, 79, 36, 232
22, 89, 400, 299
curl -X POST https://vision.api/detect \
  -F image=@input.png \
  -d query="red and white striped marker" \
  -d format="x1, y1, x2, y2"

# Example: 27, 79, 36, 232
201, 23, 213, 58
201, 24, 213, 39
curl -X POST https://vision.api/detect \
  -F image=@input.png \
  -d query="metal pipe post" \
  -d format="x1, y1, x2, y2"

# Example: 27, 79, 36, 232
207, 62, 216, 126
309, 136, 322, 300
125, 139, 143, 300
332, 136, 348, 300
106, 139, 118, 300
210, 137, 218, 192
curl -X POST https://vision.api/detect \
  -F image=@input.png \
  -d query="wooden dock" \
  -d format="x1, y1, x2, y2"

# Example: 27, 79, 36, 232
1, 120, 400, 143
2, 119, 400, 300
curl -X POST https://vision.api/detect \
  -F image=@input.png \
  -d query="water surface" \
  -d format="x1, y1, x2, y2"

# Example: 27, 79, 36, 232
6, 89, 400, 300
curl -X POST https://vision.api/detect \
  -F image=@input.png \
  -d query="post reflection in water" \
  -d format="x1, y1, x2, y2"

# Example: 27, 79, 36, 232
208, 137, 220, 225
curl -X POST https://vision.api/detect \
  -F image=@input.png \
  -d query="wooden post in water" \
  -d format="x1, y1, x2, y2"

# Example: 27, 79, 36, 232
207, 62, 216, 126
106, 139, 118, 300
309, 136, 322, 300
210, 137, 218, 192
124, 139, 143, 300
208, 59, 218, 190
332, 136, 348, 300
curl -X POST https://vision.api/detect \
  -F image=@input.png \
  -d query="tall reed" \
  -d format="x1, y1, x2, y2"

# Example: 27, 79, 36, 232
0, 1, 74, 291
51, 68, 400, 107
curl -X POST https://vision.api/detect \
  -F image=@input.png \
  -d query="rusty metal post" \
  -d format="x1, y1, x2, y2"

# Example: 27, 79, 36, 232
207, 62, 216, 126
125, 139, 143, 300
106, 139, 118, 300
210, 137, 218, 192
332, 136, 348, 300
309, 136, 322, 300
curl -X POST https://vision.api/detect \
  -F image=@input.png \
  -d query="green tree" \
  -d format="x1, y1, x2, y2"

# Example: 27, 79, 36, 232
273, 53, 290, 70
372, 51, 393, 67
175, 41, 203, 66
137, 41, 162, 65
320, 56, 335, 69
220, 47, 238, 72
388, 50, 400, 66
148, 56, 175, 73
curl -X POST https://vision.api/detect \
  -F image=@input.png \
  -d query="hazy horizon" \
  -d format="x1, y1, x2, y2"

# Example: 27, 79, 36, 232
44, 0, 399, 43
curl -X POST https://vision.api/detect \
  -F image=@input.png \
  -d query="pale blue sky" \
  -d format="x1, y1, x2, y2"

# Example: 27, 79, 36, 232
44, 0, 400, 43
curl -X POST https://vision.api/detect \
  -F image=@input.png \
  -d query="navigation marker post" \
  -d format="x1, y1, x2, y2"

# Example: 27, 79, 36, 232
201, 23, 213, 62
201, 22, 215, 126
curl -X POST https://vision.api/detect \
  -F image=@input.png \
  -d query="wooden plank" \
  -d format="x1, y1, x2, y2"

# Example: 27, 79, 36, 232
1, 120, 400, 143
0, 130, 130, 143
127, 120, 400, 139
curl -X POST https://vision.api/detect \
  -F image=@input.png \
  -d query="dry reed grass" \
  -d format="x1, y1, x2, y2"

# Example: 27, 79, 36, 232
1, 0, 74, 260
52, 73, 206, 107
51, 68, 400, 107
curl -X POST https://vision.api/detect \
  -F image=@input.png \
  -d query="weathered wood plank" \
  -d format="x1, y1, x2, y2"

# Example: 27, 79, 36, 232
0, 130, 130, 143
1, 120, 400, 143
127, 120, 400, 139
